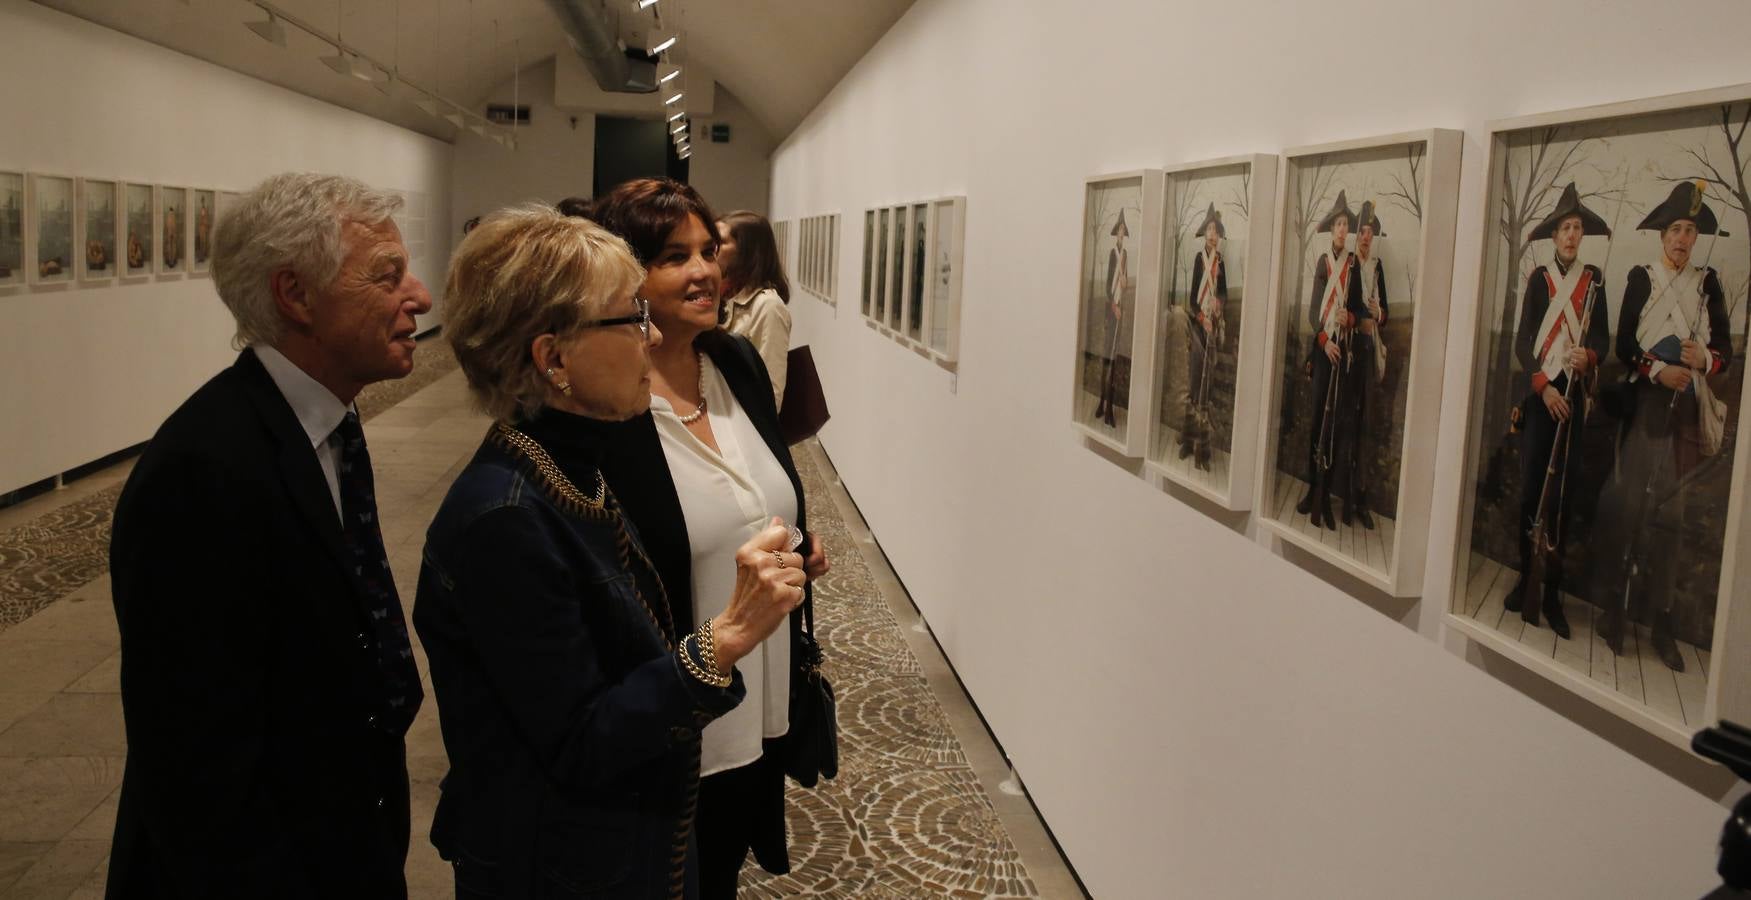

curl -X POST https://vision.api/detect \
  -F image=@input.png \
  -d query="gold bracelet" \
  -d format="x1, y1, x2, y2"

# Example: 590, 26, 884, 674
680, 635, 731, 688
699, 618, 729, 682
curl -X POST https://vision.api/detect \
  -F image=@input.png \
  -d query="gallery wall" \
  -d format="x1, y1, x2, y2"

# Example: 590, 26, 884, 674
688, 87, 777, 218
449, 60, 595, 248
0, 0, 453, 497
769, 0, 1751, 896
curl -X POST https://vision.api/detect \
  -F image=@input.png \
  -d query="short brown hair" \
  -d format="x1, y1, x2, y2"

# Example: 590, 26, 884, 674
717, 210, 790, 303
443, 204, 644, 422
587, 178, 719, 266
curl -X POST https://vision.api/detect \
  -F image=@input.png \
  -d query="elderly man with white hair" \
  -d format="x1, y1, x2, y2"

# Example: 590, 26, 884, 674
106, 172, 432, 897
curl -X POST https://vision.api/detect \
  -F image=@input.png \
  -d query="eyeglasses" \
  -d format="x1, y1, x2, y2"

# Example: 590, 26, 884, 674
578, 297, 652, 340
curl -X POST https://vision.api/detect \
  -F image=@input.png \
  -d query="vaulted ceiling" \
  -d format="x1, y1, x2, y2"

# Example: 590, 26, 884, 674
35, 0, 911, 142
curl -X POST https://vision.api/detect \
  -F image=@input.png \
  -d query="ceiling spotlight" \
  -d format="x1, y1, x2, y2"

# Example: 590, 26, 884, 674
469, 123, 487, 136
677, 142, 690, 154
444, 110, 467, 128
414, 94, 440, 117
679, 150, 690, 160
670, 122, 686, 134
659, 67, 680, 85
650, 35, 677, 54
663, 92, 684, 105
245, 10, 288, 47
373, 70, 397, 96
322, 49, 382, 82
667, 111, 685, 122
638, 0, 659, 8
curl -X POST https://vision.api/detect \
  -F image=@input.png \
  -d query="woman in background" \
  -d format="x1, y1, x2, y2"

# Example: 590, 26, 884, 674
590, 180, 829, 898
715, 210, 793, 410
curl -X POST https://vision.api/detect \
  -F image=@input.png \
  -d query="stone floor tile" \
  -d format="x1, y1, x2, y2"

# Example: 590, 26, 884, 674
0, 586, 118, 647
63, 652, 120, 694
0, 842, 54, 895
0, 695, 128, 757
0, 694, 53, 736
0, 758, 125, 842
0, 641, 116, 694
5, 838, 110, 898
64, 787, 120, 841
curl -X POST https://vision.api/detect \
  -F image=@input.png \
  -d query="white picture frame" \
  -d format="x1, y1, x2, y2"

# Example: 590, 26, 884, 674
156, 185, 188, 277
1254, 129, 1463, 597
27, 173, 75, 286
1446, 83, 1751, 748
0, 170, 25, 288
1072, 169, 1166, 457
77, 177, 119, 284
1143, 154, 1280, 512
924, 195, 967, 369
122, 182, 155, 280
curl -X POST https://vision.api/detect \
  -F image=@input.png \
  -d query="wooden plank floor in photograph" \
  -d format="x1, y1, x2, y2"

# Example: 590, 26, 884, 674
1269, 474, 1397, 576
1461, 553, 1712, 729
1149, 424, 1231, 488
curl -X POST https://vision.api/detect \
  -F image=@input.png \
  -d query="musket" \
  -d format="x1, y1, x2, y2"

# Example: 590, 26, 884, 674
1528, 168, 1630, 561
1314, 243, 1354, 473
1191, 249, 1223, 436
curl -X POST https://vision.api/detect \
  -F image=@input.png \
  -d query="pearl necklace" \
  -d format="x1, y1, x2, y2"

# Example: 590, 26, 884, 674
677, 353, 708, 425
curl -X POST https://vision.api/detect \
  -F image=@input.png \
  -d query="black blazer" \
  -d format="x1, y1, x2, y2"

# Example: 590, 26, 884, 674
597, 329, 809, 873
107, 350, 415, 899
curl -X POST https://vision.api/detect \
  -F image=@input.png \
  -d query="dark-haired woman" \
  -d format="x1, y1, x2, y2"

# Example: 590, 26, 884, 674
716, 210, 793, 411
588, 179, 830, 899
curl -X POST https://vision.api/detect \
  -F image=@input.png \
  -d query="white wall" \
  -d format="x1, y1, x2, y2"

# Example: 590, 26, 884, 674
0, 0, 452, 496
689, 86, 775, 217
771, 0, 1751, 897
449, 60, 594, 245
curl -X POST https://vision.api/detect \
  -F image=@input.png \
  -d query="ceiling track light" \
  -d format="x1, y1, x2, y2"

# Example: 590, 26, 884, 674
245, 10, 288, 47
663, 92, 684, 105
659, 68, 680, 85
667, 111, 685, 122
670, 122, 686, 134
650, 35, 677, 54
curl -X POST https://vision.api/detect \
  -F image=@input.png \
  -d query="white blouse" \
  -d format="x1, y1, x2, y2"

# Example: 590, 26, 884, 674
650, 355, 797, 777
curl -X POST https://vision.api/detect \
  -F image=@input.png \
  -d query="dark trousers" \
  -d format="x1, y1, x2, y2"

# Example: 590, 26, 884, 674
1587, 382, 1703, 620
697, 746, 786, 900
1517, 390, 1586, 588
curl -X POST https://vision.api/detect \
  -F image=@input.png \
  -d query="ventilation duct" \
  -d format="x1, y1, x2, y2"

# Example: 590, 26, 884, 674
542, 0, 657, 93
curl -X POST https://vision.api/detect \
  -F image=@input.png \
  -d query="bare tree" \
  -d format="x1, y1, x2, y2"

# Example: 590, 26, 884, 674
1165, 180, 1202, 309
1381, 147, 1426, 299
1227, 169, 1251, 219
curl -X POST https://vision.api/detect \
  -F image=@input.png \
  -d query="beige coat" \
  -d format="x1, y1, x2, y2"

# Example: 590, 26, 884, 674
721, 286, 792, 410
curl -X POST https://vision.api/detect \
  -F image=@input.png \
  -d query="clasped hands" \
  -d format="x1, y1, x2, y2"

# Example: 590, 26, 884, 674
711, 519, 831, 669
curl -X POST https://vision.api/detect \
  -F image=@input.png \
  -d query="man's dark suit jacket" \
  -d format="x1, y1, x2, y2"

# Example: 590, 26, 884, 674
106, 349, 415, 898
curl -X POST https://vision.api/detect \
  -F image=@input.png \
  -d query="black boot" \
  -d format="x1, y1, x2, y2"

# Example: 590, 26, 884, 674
1542, 584, 1570, 640
1194, 441, 1211, 471
1178, 423, 1194, 459
1505, 533, 1532, 614
1599, 604, 1624, 656
1652, 611, 1684, 672
1296, 487, 1316, 516
1354, 502, 1374, 530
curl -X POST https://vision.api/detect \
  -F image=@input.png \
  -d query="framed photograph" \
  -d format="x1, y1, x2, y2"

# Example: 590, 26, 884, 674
1144, 155, 1280, 509
1256, 130, 1463, 596
1072, 169, 1165, 456
28, 173, 74, 285
924, 195, 967, 368
78, 178, 119, 283
157, 185, 187, 276
861, 210, 875, 317
1449, 84, 1751, 745
123, 182, 155, 279
902, 202, 929, 345
0, 171, 23, 288
872, 207, 891, 328
828, 214, 839, 305
886, 206, 908, 334
190, 188, 215, 275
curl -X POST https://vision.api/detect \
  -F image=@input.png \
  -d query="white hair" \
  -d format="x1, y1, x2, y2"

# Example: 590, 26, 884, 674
211, 173, 404, 348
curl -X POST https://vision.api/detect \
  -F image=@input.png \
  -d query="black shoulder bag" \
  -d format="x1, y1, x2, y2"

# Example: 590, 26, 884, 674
785, 581, 838, 787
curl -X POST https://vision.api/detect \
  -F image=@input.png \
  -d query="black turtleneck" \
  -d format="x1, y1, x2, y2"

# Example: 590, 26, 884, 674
512, 406, 617, 493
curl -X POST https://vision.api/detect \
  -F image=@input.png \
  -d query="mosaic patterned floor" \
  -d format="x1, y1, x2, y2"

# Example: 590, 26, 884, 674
738, 450, 1039, 898
0, 337, 459, 635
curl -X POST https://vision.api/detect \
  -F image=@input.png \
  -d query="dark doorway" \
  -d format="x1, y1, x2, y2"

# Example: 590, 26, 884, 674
592, 115, 690, 197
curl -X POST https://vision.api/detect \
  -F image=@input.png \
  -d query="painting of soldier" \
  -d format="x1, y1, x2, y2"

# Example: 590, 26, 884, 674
82, 179, 117, 280
192, 189, 215, 273
31, 174, 74, 284
1263, 139, 1437, 581
158, 186, 185, 275
124, 183, 153, 277
1455, 95, 1751, 732
1149, 158, 1267, 503
1075, 174, 1146, 445
0, 171, 22, 286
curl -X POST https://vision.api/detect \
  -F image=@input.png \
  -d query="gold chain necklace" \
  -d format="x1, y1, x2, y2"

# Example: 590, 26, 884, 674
495, 424, 606, 507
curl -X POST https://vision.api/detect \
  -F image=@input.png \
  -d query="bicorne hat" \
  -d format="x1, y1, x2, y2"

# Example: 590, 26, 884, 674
1315, 190, 1357, 234
1111, 209, 1130, 237
1356, 200, 1386, 237
1191, 203, 1225, 239
1637, 180, 1721, 235
1527, 182, 1611, 242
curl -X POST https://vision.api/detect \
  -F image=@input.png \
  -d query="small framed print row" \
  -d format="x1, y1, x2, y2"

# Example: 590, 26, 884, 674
797, 213, 839, 303
0, 170, 220, 289
1073, 134, 1464, 594
772, 220, 791, 272
859, 196, 965, 368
